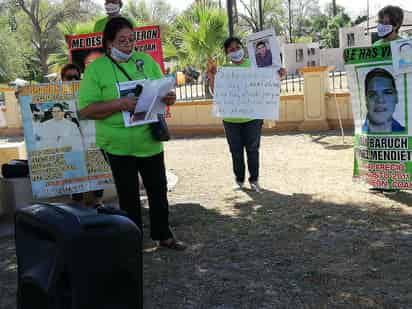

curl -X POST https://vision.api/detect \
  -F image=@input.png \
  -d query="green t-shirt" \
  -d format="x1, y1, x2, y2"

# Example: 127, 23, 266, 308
78, 51, 164, 157
373, 35, 402, 46
93, 16, 137, 33
222, 59, 253, 124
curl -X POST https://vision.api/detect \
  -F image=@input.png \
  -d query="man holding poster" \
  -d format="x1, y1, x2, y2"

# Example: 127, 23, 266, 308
208, 36, 285, 192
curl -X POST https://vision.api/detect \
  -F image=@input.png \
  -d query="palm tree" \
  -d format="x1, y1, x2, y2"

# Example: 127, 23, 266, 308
163, 3, 228, 71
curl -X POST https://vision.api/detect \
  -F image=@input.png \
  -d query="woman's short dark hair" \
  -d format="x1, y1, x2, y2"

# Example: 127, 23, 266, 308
102, 17, 134, 51
378, 6, 404, 32
223, 37, 243, 54
60, 63, 80, 80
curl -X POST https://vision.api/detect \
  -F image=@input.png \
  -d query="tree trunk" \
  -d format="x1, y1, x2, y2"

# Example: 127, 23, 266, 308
39, 48, 49, 82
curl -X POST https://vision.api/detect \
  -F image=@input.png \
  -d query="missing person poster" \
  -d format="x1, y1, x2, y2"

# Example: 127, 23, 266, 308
345, 45, 412, 190
246, 29, 281, 69
19, 82, 113, 198
66, 25, 165, 72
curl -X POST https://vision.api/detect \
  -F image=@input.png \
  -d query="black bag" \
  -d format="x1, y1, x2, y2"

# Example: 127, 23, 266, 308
1, 160, 29, 178
150, 114, 170, 141
108, 55, 171, 142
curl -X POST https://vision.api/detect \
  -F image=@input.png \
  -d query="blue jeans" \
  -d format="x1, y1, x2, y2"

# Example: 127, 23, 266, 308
223, 120, 263, 183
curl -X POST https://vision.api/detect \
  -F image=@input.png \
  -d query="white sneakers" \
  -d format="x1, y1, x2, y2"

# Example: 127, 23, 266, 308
249, 181, 261, 193
233, 181, 244, 191
233, 181, 261, 193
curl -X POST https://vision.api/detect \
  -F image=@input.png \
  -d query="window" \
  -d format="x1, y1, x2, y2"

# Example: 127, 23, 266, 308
296, 49, 304, 62
311, 60, 316, 66
347, 33, 355, 47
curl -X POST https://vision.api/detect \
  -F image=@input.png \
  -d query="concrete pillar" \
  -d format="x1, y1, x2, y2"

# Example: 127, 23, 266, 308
298, 66, 333, 131
3, 90, 22, 128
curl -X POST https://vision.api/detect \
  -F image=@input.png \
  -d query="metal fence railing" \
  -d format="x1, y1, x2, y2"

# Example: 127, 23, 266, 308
175, 80, 211, 101
329, 71, 348, 91
281, 73, 304, 94
175, 70, 349, 101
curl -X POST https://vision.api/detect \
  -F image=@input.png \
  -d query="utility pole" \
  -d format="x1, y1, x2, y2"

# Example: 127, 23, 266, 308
288, 0, 292, 43
227, 0, 234, 36
366, 0, 370, 34
258, 0, 263, 31
332, 0, 337, 16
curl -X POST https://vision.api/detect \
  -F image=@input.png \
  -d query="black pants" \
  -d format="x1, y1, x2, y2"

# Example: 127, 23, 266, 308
105, 151, 173, 241
223, 120, 263, 183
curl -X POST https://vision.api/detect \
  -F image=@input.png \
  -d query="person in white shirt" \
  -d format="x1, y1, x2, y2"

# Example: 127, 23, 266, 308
36, 103, 84, 152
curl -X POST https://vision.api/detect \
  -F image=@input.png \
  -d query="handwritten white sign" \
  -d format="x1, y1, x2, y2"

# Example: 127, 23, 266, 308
213, 67, 280, 119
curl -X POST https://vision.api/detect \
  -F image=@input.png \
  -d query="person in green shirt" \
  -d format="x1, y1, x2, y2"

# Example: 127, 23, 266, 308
208, 37, 285, 193
93, 0, 136, 33
78, 17, 185, 250
373, 5, 404, 47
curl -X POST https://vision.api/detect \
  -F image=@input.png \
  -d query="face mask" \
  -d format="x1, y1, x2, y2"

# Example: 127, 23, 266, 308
228, 49, 244, 62
377, 23, 393, 38
105, 3, 120, 16
111, 46, 132, 62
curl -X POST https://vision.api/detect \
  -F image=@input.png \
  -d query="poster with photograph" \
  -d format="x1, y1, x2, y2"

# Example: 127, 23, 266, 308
117, 77, 174, 127
344, 45, 412, 190
246, 29, 281, 69
66, 25, 165, 73
391, 38, 412, 75
18, 82, 113, 198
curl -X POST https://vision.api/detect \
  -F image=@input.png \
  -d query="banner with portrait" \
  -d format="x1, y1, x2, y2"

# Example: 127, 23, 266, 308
18, 82, 113, 198
345, 44, 412, 190
66, 25, 165, 73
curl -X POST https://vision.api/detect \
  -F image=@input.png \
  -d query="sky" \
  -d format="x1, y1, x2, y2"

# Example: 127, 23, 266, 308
96, 0, 412, 18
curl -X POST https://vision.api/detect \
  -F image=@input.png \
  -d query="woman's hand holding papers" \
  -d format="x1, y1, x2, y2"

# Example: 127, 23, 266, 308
162, 91, 177, 106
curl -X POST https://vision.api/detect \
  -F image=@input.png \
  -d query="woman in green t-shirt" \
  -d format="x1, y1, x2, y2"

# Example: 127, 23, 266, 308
78, 17, 185, 250
208, 37, 285, 193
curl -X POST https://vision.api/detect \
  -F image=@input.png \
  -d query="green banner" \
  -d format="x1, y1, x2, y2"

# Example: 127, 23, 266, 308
344, 45, 392, 65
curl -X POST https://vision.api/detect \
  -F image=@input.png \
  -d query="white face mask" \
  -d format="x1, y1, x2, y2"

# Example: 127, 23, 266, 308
111, 46, 132, 62
105, 3, 121, 16
377, 23, 393, 38
228, 49, 244, 62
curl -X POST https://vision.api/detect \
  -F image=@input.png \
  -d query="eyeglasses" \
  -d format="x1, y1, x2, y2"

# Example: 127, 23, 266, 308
116, 37, 135, 46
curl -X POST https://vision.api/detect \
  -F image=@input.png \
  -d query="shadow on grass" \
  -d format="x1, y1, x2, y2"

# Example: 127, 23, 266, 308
2, 190, 412, 308
0, 236, 17, 309
379, 190, 412, 208
140, 192, 412, 308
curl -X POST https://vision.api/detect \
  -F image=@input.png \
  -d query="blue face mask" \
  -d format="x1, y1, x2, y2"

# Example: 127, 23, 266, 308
111, 46, 132, 62
377, 23, 393, 38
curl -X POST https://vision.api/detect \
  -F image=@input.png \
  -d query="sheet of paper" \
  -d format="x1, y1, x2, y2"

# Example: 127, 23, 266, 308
213, 67, 280, 120
117, 77, 172, 127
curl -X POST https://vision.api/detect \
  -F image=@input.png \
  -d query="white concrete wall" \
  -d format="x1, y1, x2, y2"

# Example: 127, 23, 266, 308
339, 26, 371, 48
282, 43, 320, 74
320, 48, 345, 71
